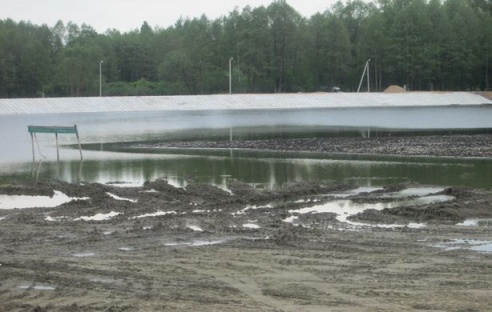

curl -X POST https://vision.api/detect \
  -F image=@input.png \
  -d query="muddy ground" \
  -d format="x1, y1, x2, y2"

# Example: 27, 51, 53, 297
0, 173, 491, 311
144, 134, 492, 158
1, 134, 492, 311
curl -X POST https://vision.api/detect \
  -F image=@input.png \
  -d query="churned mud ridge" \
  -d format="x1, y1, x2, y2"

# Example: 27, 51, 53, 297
0, 179, 491, 311
149, 134, 492, 158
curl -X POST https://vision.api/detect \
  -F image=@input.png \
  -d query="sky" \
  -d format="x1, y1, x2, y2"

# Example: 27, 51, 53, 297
1, 0, 358, 33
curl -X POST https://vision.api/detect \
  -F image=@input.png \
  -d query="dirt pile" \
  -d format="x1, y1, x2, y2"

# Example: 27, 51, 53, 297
383, 85, 406, 93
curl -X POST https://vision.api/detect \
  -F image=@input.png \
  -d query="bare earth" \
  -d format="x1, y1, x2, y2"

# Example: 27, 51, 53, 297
1, 135, 492, 312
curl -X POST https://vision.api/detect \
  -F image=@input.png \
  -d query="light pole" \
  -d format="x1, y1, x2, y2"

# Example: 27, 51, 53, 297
99, 60, 104, 97
229, 57, 233, 94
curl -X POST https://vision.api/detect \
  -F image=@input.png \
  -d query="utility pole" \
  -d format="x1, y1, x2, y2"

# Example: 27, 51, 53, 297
229, 57, 233, 94
99, 60, 104, 97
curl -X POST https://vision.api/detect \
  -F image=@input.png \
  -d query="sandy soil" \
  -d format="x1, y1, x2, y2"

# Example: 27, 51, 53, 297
0, 175, 491, 311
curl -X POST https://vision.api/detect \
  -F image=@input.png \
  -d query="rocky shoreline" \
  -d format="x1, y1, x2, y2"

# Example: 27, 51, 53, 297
142, 134, 492, 158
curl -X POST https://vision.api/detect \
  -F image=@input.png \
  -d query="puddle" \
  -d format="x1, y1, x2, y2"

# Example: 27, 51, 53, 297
130, 210, 177, 219
187, 225, 203, 232
243, 223, 260, 229
330, 187, 384, 198
285, 188, 453, 228
470, 243, 492, 253
106, 192, 137, 203
163, 239, 226, 247
431, 239, 492, 253
0, 191, 89, 209
75, 211, 122, 221
18, 285, 56, 291
118, 247, 134, 251
457, 219, 492, 227
72, 252, 96, 257
384, 187, 446, 198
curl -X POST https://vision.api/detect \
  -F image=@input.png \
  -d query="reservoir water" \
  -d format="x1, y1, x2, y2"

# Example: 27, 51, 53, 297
1, 109, 492, 189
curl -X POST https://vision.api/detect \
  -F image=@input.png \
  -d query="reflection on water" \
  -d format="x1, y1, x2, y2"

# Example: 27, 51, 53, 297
2, 147, 492, 190
1, 109, 492, 189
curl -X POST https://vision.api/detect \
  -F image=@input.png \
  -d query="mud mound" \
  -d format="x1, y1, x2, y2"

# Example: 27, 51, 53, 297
384, 85, 406, 93
143, 179, 185, 194
0, 183, 54, 196
382, 204, 461, 221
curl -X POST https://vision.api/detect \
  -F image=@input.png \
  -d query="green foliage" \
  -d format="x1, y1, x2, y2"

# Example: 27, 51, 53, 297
0, 0, 490, 98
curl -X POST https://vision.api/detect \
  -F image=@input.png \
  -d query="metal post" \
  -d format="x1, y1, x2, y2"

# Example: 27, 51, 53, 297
31, 133, 35, 163
367, 59, 371, 92
99, 60, 104, 97
229, 57, 233, 94
55, 132, 60, 162
75, 125, 83, 161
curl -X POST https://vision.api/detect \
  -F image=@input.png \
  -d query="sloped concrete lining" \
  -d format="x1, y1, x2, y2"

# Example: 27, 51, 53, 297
0, 92, 491, 115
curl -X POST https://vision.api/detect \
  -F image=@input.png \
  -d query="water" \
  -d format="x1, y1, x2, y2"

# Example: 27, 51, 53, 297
286, 194, 453, 227
2, 150, 491, 190
0, 191, 88, 209
432, 239, 492, 254
2, 110, 492, 189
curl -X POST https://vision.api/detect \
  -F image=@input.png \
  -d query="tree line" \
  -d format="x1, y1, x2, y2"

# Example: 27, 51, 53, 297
0, 0, 491, 98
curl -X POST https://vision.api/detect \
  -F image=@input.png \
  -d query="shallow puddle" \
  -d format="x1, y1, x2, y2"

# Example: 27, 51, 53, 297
470, 243, 492, 253
163, 239, 226, 247
18, 285, 56, 291
118, 247, 134, 251
75, 211, 122, 221
285, 187, 453, 228
330, 187, 384, 198
130, 210, 177, 219
243, 223, 260, 229
384, 187, 446, 198
431, 239, 492, 253
106, 192, 137, 203
187, 225, 204, 232
72, 252, 96, 257
0, 191, 88, 209
457, 219, 492, 227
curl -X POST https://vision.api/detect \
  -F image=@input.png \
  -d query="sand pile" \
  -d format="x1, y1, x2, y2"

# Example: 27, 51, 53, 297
384, 85, 406, 93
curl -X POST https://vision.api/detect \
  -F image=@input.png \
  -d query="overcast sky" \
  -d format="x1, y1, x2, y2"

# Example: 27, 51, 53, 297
1, 0, 365, 33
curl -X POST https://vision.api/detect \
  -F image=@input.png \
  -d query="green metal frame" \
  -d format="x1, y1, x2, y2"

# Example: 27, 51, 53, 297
28, 125, 83, 162
28, 125, 79, 135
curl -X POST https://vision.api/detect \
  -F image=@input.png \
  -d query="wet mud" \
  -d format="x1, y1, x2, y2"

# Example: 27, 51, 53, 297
0, 177, 491, 311
146, 134, 492, 158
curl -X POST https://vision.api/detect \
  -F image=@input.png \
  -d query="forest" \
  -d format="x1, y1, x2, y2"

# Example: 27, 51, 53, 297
0, 0, 491, 98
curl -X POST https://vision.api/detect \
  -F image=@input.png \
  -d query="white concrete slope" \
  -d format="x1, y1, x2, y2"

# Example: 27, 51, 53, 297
0, 92, 490, 115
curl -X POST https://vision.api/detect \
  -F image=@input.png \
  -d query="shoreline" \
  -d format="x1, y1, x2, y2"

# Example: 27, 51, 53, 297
133, 133, 492, 159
